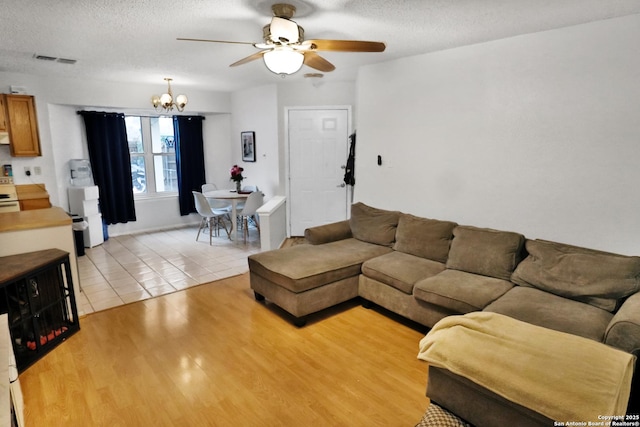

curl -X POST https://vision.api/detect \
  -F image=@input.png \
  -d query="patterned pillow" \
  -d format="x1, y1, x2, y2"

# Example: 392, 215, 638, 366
415, 403, 472, 427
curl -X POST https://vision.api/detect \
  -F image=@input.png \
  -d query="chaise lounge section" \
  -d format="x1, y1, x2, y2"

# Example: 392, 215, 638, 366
248, 215, 392, 326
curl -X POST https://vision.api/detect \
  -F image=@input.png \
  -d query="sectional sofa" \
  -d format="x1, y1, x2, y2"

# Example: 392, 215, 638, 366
247, 202, 640, 422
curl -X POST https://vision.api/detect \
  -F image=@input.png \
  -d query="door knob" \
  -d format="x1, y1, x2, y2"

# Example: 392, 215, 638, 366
340, 165, 346, 169
337, 183, 346, 188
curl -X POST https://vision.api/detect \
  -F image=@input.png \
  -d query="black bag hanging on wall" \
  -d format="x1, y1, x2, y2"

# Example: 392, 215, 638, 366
343, 132, 356, 186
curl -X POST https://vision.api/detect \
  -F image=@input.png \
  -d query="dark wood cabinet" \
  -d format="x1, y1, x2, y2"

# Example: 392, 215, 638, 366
0, 249, 80, 371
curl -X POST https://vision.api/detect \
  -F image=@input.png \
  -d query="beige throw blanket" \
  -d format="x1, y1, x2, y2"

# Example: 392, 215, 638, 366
418, 312, 635, 422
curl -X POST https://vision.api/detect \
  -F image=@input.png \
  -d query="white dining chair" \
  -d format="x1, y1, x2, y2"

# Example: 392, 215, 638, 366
201, 183, 218, 192
192, 191, 230, 244
237, 191, 264, 243
235, 185, 257, 209
235, 185, 259, 217
202, 183, 232, 215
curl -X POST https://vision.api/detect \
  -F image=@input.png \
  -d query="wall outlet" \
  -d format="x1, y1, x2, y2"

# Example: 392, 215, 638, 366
24, 166, 31, 176
34, 166, 41, 175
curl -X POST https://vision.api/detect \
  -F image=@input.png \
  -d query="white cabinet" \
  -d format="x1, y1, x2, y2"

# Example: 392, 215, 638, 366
68, 186, 103, 247
68, 185, 98, 215
84, 214, 104, 248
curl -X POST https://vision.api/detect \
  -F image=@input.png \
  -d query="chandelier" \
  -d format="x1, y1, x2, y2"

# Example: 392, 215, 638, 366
151, 78, 188, 112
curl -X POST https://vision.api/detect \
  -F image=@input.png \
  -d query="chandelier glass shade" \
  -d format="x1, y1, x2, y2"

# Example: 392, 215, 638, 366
263, 47, 304, 75
151, 78, 188, 112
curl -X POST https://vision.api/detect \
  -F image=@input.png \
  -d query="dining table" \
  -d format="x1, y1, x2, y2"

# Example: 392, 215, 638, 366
203, 189, 251, 241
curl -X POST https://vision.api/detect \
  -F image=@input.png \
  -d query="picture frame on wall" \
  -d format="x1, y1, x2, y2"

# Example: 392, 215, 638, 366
241, 131, 256, 162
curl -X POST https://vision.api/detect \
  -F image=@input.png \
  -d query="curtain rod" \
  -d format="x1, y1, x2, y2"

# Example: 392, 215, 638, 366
76, 111, 204, 119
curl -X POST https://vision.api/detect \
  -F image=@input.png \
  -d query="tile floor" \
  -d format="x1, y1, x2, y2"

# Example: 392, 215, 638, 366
75, 224, 261, 315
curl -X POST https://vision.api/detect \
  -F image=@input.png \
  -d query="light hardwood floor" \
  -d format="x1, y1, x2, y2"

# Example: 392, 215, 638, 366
20, 273, 431, 426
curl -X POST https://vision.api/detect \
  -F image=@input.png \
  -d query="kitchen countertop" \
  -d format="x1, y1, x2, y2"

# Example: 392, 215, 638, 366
0, 206, 71, 233
15, 184, 49, 200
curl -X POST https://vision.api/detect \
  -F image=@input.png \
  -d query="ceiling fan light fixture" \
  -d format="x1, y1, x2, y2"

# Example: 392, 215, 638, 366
269, 17, 300, 44
263, 48, 304, 75
151, 78, 188, 112
177, 3, 385, 75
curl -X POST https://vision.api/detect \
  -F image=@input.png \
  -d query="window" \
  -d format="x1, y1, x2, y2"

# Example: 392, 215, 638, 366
125, 116, 178, 195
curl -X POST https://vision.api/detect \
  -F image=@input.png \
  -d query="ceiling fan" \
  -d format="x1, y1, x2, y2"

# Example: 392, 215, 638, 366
177, 3, 386, 75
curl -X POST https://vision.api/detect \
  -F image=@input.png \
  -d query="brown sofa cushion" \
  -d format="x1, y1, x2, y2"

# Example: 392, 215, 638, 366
413, 270, 513, 313
393, 213, 457, 263
484, 287, 613, 342
248, 238, 392, 293
511, 239, 640, 312
304, 220, 352, 245
349, 202, 400, 247
361, 251, 445, 294
446, 226, 525, 280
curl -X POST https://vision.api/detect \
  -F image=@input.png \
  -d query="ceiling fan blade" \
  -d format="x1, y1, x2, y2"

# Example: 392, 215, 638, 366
305, 39, 386, 52
303, 52, 335, 72
230, 51, 267, 67
177, 37, 256, 46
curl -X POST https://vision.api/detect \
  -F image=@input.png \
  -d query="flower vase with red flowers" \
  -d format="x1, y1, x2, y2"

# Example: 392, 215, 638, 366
230, 164, 244, 192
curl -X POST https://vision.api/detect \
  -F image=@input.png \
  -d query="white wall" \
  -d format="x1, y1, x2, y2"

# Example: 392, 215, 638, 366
230, 84, 279, 200
47, 104, 89, 207
356, 15, 640, 255
203, 113, 233, 187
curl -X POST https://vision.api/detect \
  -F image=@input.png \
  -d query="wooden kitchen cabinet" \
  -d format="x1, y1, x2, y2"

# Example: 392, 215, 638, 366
19, 199, 51, 211
0, 95, 7, 132
16, 184, 51, 210
2, 94, 42, 157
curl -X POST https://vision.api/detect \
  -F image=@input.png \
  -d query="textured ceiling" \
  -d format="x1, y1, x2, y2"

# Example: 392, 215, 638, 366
1, 0, 640, 92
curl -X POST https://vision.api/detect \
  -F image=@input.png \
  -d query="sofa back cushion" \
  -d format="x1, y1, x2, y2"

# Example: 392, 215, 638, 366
511, 239, 640, 312
393, 213, 457, 263
349, 202, 400, 247
446, 226, 525, 280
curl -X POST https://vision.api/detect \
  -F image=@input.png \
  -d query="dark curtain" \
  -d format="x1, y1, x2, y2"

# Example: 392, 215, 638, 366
173, 115, 206, 215
78, 111, 136, 225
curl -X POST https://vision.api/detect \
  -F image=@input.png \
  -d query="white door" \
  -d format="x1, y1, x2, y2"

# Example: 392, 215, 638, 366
287, 108, 350, 236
